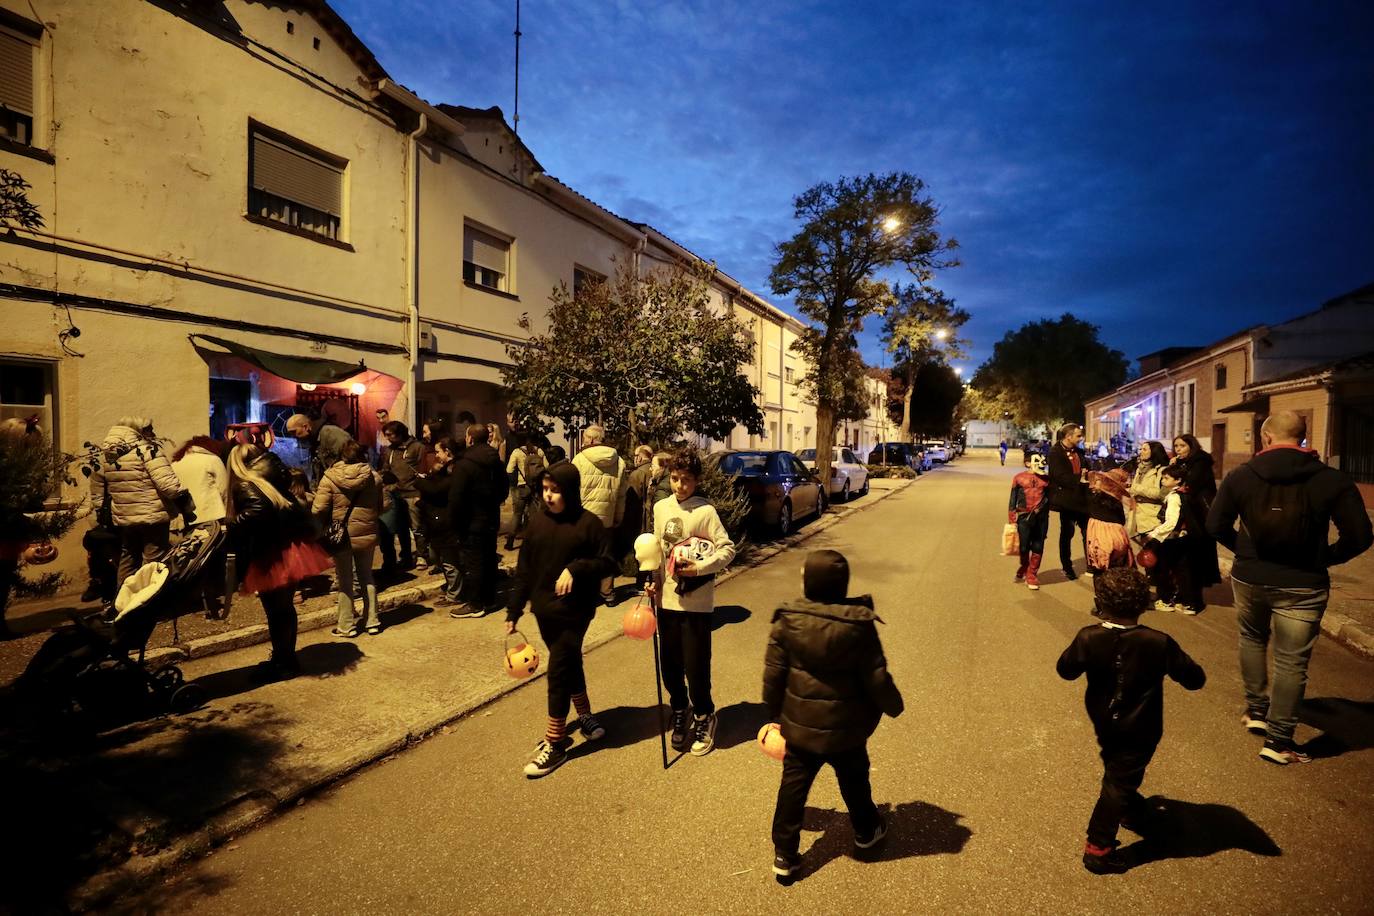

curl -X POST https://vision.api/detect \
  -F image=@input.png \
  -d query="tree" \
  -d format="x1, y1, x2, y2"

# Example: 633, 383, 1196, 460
882, 283, 969, 440
905, 360, 965, 440
770, 173, 958, 483
971, 313, 1128, 430
1, 427, 83, 632
0, 168, 44, 230
503, 262, 764, 448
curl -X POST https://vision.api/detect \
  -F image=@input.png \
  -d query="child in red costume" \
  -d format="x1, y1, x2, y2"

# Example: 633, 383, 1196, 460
1009, 451, 1051, 590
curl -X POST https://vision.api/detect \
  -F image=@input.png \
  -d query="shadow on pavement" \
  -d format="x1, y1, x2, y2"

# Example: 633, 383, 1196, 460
1119, 796, 1279, 868
798, 800, 972, 878
715, 700, 769, 750
711, 604, 752, 631
379, 601, 432, 629
570, 703, 665, 754
192, 641, 364, 702
1299, 697, 1374, 759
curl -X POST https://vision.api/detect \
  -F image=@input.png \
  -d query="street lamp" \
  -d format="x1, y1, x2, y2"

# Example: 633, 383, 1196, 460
953, 366, 963, 376
935, 328, 950, 342
881, 215, 901, 233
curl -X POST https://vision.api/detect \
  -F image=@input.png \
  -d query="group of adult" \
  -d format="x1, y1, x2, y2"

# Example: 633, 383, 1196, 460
1041, 413, 1371, 761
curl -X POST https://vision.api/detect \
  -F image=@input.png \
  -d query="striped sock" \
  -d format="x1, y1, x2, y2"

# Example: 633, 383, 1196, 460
546, 716, 567, 744
571, 691, 592, 718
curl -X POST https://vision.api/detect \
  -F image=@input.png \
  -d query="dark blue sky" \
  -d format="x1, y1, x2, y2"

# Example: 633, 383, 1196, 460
337, 1, 1373, 375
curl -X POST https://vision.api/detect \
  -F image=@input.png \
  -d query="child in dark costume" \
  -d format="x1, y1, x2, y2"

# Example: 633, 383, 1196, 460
1009, 451, 1051, 590
1056, 568, 1205, 874
1086, 468, 1135, 575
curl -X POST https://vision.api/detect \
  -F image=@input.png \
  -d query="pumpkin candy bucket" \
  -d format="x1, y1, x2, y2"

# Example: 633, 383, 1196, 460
504, 631, 540, 679
622, 600, 657, 641
757, 722, 786, 761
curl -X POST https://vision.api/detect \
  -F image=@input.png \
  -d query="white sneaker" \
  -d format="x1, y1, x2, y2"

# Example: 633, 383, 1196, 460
690, 713, 717, 756
1153, 600, 1175, 612
523, 738, 571, 778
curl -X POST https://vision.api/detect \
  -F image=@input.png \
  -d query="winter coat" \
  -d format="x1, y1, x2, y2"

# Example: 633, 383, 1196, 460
763, 596, 904, 754
311, 461, 382, 552
1127, 463, 1166, 537
623, 462, 656, 535
1206, 444, 1374, 589
229, 451, 315, 565
380, 436, 424, 499
414, 460, 457, 546
314, 423, 350, 478
89, 425, 188, 528
572, 444, 626, 528
447, 443, 507, 535
172, 447, 229, 525
1047, 443, 1089, 515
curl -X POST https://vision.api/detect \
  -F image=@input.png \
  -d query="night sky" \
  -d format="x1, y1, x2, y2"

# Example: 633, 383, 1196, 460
335, 1, 1373, 376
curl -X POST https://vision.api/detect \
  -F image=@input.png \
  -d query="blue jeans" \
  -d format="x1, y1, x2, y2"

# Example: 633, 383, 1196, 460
1234, 577, 1328, 745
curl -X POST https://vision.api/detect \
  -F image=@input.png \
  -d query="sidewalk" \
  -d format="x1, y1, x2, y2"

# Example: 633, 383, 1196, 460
1, 476, 916, 912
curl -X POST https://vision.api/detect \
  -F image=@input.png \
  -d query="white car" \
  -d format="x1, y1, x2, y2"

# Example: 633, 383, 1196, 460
922, 441, 950, 464
796, 447, 869, 502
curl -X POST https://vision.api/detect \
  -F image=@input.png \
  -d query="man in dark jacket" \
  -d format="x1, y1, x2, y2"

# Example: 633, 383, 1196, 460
763, 549, 904, 881
1048, 423, 1090, 580
1206, 410, 1373, 765
378, 420, 426, 572
447, 423, 508, 615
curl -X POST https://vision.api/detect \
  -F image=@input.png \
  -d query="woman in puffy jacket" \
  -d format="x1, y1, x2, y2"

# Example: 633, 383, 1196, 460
228, 443, 332, 680
89, 416, 193, 585
1126, 440, 1169, 537
312, 438, 383, 637
172, 435, 231, 617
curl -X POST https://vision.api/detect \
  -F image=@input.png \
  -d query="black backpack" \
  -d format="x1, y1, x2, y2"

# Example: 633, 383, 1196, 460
1240, 467, 1318, 562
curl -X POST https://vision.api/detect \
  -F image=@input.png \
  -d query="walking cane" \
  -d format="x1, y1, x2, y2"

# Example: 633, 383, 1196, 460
634, 534, 670, 770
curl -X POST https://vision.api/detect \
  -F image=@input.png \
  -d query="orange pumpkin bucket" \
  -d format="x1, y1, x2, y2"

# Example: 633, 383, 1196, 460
757, 722, 786, 761
504, 631, 540, 679
622, 600, 657, 640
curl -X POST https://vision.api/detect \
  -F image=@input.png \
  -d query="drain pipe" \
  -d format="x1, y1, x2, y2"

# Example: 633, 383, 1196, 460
404, 113, 427, 430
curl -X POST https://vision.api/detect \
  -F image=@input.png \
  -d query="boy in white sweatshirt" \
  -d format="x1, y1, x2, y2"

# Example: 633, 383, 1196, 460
647, 448, 736, 756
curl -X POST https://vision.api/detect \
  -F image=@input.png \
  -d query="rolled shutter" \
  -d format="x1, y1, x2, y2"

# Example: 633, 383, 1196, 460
464, 227, 508, 273
0, 30, 34, 115
251, 132, 342, 216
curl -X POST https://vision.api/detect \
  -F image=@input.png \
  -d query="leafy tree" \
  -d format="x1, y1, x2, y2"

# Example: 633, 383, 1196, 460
905, 360, 965, 440
0, 168, 44, 230
503, 262, 764, 447
1, 428, 83, 632
770, 173, 957, 482
971, 313, 1128, 430
882, 283, 969, 440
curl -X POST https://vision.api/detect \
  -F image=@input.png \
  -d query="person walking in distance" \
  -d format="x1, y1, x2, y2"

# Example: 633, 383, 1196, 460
572, 424, 627, 605
764, 549, 904, 882
505, 433, 546, 551
998, 439, 1009, 466
1048, 423, 1091, 580
1057, 568, 1206, 873
1009, 451, 1051, 590
447, 423, 508, 617
647, 448, 736, 756
312, 439, 383, 637
505, 461, 618, 778
1206, 410, 1373, 765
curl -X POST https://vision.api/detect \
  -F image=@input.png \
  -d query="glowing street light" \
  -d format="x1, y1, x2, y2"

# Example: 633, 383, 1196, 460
935, 328, 950, 342
881, 215, 901, 233
953, 366, 963, 376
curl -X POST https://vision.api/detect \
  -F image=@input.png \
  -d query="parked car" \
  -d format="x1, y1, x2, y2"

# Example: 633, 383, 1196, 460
922, 441, 950, 464
796, 447, 869, 502
869, 442, 931, 473
709, 449, 826, 536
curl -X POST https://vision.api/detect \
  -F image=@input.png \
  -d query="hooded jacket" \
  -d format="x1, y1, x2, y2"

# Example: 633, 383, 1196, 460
1207, 445, 1373, 588
380, 435, 423, 499
572, 444, 626, 528
89, 425, 189, 527
1127, 463, 1166, 536
506, 461, 617, 624
763, 596, 904, 754
311, 461, 382, 551
172, 446, 229, 525
447, 442, 507, 535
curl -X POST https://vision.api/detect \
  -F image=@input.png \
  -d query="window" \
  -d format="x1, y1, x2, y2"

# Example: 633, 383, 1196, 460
464, 224, 510, 292
786, 422, 793, 445
1171, 381, 1195, 437
249, 128, 344, 240
842, 449, 857, 464
769, 420, 778, 447
0, 358, 55, 443
1215, 364, 1228, 391
0, 23, 37, 146
784, 366, 795, 384
573, 266, 604, 297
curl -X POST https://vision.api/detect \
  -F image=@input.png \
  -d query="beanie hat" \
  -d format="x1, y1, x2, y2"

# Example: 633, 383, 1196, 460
803, 549, 850, 602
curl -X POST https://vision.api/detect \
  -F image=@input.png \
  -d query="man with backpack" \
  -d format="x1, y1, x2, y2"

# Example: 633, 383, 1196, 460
1207, 410, 1372, 765
505, 434, 546, 551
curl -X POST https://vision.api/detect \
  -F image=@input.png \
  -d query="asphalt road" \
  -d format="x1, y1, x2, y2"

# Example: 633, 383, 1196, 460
126, 451, 1374, 915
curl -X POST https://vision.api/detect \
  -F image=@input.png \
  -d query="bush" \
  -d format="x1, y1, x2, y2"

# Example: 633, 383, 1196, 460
865, 464, 916, 479
699, 455, 753, 556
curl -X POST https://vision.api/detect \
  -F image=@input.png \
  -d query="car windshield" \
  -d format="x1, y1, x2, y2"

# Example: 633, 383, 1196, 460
719, 451, 772, 476
796, 449, 816, 461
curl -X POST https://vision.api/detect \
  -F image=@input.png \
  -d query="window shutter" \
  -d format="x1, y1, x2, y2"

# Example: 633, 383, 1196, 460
464, 227, 508, 272
0, 30, 34, 116
251, 133, 342, 216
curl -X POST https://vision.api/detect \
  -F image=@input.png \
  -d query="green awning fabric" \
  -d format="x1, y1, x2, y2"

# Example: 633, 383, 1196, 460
190, 334, 365, 385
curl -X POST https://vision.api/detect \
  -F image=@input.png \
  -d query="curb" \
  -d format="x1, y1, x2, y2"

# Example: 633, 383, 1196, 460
66, 473, 919, 911
1216, 555, 1374, 662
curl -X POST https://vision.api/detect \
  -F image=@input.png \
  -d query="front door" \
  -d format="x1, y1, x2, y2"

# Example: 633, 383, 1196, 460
1212, 422, 1227, 478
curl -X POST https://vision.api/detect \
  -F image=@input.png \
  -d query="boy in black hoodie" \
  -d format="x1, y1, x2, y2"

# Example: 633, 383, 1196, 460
763, 550, 904, 882
1057, 568, 1206, 874
506, 461, 618, 778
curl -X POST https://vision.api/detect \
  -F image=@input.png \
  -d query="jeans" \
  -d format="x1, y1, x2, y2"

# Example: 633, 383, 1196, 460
1057, 510, 1088, 572
459, 528, 499, 609
508, 486, 533, 546
1087, 742, 1155, 848
117, 521, 171, 586
331, 544, 378, 630
401, 495, 427, 559
378, 496, 412, 570
659, 609, 714, 716
434, 539, 463, 600
772, 744, 880, 856
1234, 577, 1328, 745
533, 613, 593, 718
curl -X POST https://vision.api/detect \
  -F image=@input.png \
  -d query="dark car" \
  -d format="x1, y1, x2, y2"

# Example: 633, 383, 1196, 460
868, 442, 930, 473
709, 449, 827, 536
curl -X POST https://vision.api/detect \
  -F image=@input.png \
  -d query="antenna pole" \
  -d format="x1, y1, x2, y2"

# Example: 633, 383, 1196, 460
513, 0, 522, 136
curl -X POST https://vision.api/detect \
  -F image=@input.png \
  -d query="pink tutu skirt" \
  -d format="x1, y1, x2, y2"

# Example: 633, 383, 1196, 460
1087, 519, 1134, 570
240, 539, 333, 595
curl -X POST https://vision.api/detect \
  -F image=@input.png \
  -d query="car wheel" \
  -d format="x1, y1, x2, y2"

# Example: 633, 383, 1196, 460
859, 477, 869, 496
777, 501, 793, 537
840, 480, 850, 503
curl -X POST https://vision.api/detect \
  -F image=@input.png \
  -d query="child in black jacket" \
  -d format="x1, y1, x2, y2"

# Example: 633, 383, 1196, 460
1057, 568, 1206, 874
763, 549, 904, 882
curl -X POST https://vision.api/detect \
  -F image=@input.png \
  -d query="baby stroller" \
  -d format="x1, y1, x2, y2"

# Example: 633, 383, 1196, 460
18, 523, 226, 733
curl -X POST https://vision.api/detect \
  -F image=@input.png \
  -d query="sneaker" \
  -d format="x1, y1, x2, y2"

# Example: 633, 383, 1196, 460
448, 604, 484, 619
523, 738, 571, 778
772, 852, 800, 880
1153, 600, 1176, 613
670, 707, 692, 752
1176, 605, 1201, 617
330, 626, 359, 638
80, 583, 102, 603
1082, 842, 1129, 875
1242, 712, 1268, 735
435, 596, 460, 608
1063, 569, 1078, 581
1013, 569, 1026, 583
690, 712, 717, 756
1027, 580, 1041, 592
1259, 740, 1312, 766
577, 713, 605, 741
365, 625, 382, 636
600, 591, 616, 607
854, 816, 888, 850
414, 557, 429, 569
